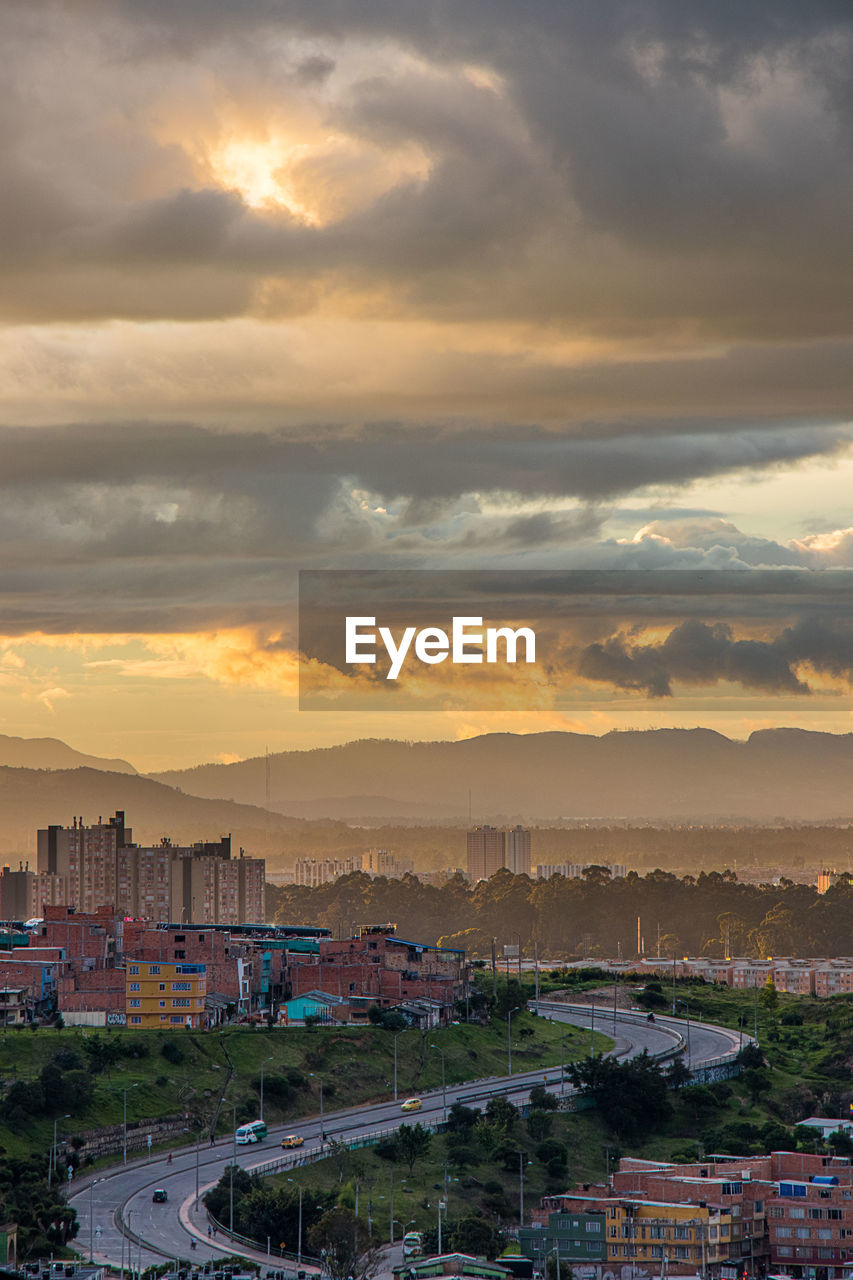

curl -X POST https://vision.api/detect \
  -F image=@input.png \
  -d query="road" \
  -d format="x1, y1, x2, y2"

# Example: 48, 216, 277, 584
71, 1002, 745, 1273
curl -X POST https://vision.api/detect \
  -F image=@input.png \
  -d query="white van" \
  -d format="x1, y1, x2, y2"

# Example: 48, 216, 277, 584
235, 1120, 268, 1145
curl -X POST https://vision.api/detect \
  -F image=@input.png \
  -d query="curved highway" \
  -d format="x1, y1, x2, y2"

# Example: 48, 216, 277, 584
72, 1003, 746, 1272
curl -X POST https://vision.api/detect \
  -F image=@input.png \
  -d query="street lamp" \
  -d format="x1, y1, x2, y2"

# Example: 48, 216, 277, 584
430, 1043, 447, 1123
88, 1176, 104, 1261
507, 1006, 520, 1075
393, 1031, 402, 1102
49, 1113, 70, 1184
259, 1055, 273, 1123
546, 1245, 562, 1280
229, 1100, 238, 1232
308, 1072, 325, 1140
677, 999, 692, 1068
287, 1179, 304, 1263
516, 1151, 530, 1226
123, 1084, 138, 1164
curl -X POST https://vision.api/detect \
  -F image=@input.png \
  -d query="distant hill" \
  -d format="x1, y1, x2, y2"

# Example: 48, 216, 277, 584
0, 734, 136, 774
0, 765, 310, 856
151, 728, 853, 824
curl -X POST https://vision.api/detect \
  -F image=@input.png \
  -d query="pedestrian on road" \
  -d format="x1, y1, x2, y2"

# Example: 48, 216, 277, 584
210, 1134, 216, 1146
207, 1227, 212, 1238
212, 1226, 217, 1238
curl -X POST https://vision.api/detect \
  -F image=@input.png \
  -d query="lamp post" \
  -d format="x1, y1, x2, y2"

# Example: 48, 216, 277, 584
89, 1176, 103, 1262
590, 997, 595, 1057
677, 998, 692, 1068
546, 1245, 561, 1280
309, 1071, 326, 1140
229, 1100, 238, 1232
517, 1151, 528, 1226
259, 1055, 273, 1123
430, 1043, 447, 1123
50, 1113, 70, 1184
123, 1084, 138, 1164
507, 1006, 520, 1075
393, 1032, 401, 1103
287, 1179, 304, 1263
560, 1034, 568, 1099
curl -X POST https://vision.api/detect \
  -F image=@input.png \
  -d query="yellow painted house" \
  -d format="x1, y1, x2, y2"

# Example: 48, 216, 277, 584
126, 960, 206, 1028
605, 1200, 734, 1272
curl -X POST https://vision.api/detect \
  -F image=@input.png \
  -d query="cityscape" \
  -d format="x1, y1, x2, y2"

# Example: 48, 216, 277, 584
4, 3, 853, 1280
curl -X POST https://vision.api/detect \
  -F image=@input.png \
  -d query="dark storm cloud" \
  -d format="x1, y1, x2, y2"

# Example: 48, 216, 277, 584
0, 417, 848, 503
3, 0, 853, 343
576, 614, 853, 697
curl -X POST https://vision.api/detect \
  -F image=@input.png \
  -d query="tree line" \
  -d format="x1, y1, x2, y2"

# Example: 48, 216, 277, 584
269, 865, 853, 957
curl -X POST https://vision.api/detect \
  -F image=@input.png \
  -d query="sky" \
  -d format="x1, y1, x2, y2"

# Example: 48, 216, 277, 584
3, 0, 853, 771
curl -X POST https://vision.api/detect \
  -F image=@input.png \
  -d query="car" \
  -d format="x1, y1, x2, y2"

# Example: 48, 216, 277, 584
400, 1097, 422, 1112
280, 1134, 304, 1148
152, 1189, 168, 1203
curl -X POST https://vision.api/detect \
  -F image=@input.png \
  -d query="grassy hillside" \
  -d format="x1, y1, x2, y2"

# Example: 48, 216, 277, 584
0, 1013, 606, 1164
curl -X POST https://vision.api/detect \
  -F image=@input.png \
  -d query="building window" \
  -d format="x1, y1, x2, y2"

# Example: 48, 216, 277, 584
796, 1229, 810, 1240
777, 1229, 792, 1239
172, 982, 191, 991
130, 1015, 141, 1024
159, 983, 165, 991
818, 1230, 832, 1241
129, 965, 139, 975
159, 1000, 166, 1007
129, 983, 140, 992
828, 1209, 842, 1220
585, 1222, 601, 1233
769, 1209, 784, 1219
790, 1209, 806, 1220
149, 964, 160, 974
171, 1015, 184, 1023
809, 1209, 824, 1220
174, 950, 186, 960
777, 1248, 792, 1258
172, 999, 190, 1008
129, 999, 141, 1008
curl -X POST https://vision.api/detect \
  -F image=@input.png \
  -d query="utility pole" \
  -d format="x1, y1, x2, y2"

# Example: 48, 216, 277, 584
518, 1150, 525, 1226
534, 941, 540, 1002
393, 1032, 400, 1102
590, 996, 595, 1057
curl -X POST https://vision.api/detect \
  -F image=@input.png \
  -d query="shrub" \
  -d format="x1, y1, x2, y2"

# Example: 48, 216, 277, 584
160, 1040, 184, 1065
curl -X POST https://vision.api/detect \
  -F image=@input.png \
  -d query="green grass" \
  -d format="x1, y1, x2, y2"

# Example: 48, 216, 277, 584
273, 1109, 612, 1246
0, 1012, 610, 1163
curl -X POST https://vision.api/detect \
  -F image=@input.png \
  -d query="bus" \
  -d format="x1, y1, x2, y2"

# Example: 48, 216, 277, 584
235, 1120, 268, 1144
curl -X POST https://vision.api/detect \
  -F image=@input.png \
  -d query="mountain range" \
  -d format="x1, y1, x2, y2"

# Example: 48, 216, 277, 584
1, 729, 852, 857
152, 727, 853, 824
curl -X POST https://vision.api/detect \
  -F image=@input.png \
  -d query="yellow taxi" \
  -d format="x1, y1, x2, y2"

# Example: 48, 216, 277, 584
400, 1098, 422, 1113
280, 1134, 305, 1148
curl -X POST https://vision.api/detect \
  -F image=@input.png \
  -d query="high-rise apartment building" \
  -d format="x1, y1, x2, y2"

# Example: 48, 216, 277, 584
34, 812, 264, 924
505, 825, 532, 876
466, 825, 506, 880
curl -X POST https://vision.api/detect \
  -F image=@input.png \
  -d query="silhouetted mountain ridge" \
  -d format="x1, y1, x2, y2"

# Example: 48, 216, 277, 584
151, 728, 853, 823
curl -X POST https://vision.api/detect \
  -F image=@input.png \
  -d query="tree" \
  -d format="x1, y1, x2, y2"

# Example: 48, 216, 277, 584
528, 1085, 559, 1112
396, 1122, 431, 1174
484, 1096, 519, 1134
759, 977, 779, 1010
527, 1109, 553, 1142
307, 1207, 381, 1280
567, 1052, 670, 1144
447, 1102, 480, 1134
451, 1215, 505, 1259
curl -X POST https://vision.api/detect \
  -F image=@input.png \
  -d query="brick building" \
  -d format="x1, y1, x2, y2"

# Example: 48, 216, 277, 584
287, 925, 467, 1014
528, 1151, 853, 1279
